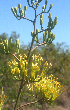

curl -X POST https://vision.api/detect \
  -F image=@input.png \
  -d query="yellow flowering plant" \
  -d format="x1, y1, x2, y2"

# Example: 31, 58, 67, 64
7, 53, 65, 108
0, 87, 7, 110
26, 54, 65, 104
0, 0, 65, 109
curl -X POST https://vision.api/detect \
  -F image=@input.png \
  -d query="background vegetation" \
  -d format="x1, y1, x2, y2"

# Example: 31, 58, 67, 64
0, 32, 70, 110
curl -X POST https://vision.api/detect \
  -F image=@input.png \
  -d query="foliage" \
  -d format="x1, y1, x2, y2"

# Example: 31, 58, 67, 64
0, 0, 67, 110
0, 33, 70, 110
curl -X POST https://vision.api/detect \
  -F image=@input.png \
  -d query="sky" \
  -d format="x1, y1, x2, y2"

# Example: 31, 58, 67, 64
0, 0, 70, 54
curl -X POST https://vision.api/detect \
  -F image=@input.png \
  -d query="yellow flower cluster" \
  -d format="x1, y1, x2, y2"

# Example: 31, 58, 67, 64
26, 54, 65, 103
41, 61, 52, 78
7, 54, 44, 82
27, 74, 65, 103
7, 53, 65, 103
0, 87, 7, 109
7, 54, 28, 81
